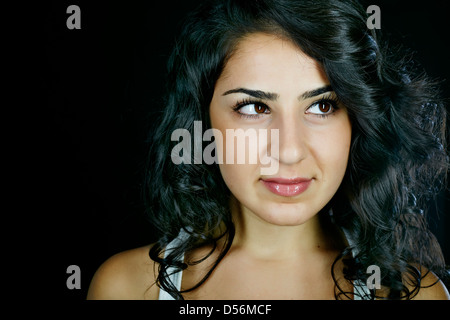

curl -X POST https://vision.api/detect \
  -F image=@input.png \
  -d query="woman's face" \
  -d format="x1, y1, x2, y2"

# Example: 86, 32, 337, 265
209, 33, 352, 226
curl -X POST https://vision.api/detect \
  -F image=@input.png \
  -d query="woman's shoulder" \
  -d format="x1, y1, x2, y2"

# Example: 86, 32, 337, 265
87, 244, 160, 300
375, 266, 450, 300
409, 269, 450, 300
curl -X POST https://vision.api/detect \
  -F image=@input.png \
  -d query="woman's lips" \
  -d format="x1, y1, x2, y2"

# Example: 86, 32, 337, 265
260, 177, 312, 197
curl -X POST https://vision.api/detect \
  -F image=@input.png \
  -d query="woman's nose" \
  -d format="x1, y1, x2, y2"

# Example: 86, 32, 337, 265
272, 116, 308, 165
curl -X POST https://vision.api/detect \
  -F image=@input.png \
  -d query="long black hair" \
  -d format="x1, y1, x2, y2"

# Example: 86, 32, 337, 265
145, 0, 448, 299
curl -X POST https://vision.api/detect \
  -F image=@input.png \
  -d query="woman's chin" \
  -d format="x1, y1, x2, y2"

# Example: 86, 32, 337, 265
246, 201, 320, 227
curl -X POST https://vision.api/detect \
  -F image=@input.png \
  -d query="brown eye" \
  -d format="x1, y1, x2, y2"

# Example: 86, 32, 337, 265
254, 104, 267, 114
237, 103, 270, 116
318, 102, 332, 113
306, 100, 337, 116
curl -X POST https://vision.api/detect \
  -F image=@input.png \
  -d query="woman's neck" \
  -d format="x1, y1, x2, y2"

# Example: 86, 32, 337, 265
229, 196, 344, 261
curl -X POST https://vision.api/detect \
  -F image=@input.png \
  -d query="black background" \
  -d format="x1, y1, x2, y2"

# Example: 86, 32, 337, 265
41, 0, 449, 300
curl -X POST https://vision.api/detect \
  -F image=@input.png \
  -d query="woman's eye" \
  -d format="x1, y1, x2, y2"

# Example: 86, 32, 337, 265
238, 103, 270, 115
306, 101, 335, 115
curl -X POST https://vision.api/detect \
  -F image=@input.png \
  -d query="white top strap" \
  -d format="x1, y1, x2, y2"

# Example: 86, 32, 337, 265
158, 230, 188, 300
341, 226, 371, 300
353, 279, 371, 300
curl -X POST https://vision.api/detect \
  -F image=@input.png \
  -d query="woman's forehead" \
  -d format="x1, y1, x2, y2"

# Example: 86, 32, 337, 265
217, 33, 329, 95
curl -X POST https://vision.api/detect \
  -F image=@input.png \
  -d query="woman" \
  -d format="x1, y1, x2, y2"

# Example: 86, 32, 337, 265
87, 0, 449, 300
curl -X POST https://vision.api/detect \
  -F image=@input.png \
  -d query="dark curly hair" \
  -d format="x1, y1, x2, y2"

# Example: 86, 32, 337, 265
144, 0, 448, 299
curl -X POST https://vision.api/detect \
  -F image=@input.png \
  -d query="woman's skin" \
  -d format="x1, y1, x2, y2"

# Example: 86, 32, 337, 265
86, 33, 450, 300
186, 33, 352, 299
210, 32, 351, 252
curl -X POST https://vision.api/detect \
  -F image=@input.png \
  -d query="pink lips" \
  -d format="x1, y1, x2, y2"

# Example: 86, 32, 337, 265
261, 177, 312, 197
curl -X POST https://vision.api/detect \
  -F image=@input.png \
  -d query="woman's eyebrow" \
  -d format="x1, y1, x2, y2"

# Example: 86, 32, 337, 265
222, 85, 333, 101
299, 85, 333, 100
222, 88, 279, 101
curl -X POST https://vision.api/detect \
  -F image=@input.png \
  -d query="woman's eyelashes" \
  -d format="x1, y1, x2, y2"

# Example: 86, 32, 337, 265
305, 95, 340, 118
232, 99, 271, 119
232, 95, 340, 119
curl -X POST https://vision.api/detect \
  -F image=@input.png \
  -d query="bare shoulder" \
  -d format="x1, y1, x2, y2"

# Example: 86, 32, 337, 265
409, 268, 450, 300
87, 244, 160, 300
